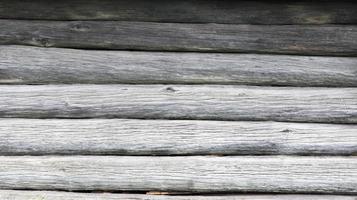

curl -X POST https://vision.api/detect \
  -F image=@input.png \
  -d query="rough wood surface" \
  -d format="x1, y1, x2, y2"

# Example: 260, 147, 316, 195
0, 21, 356, 55
0, 156, 356, 194
0, 190, 356, 200
1, 46, 356, 86
0, 0, 356, 25
0, 119, 356, 156
0, 85, 355, 123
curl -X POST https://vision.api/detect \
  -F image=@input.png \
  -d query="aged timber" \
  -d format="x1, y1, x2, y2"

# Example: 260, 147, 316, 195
0, 0, 356, 24
0, 156, 356, 193
0, 21, 356, 55
0, 85, 355, 123
1, 46, 357, 86
0, 119, 356, 156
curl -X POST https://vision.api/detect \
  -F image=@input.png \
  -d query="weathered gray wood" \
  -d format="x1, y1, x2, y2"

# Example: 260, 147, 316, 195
0, 21, 356, 55
0, 190, 355, 200
0, 119, 356, 156
1, 46, 357, 86
0, 0, 356, 25
0, 85, 355, 123
0, 156, 356, 194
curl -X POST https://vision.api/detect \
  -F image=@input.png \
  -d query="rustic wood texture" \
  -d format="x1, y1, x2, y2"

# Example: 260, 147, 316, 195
0, 156, 356, 193
0, 85, 355, 123
0, 0, 356, 25
0, 190, 356, 200
0, 119, 356, 156
1, 46, 357, 86
0, 21, 356, 55
1, 0, 356, 198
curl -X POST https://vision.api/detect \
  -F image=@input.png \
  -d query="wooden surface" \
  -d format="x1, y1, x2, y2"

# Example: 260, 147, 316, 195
1, 46, 357, 86
0, 190, 356, 200
0, 119, 356, 156
0, 0, 356, 25
0, 85, 355, 123
0, 156, 356, 194
0, 0, 356, 197
0, 21, 356, 55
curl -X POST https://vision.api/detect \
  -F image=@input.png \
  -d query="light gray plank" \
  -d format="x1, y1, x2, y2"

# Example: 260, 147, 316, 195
0, 85, 355, 123
0, 119, 356, 156
0, 156, 356, 194
0, 0, 356, 24
1, 46, 356, 86
0, 21, 356, 55
0, 85, 356, 123
0, 190, 355, 200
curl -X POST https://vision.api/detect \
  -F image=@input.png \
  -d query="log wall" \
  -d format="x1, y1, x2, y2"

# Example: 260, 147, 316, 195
0, 0, 356, 198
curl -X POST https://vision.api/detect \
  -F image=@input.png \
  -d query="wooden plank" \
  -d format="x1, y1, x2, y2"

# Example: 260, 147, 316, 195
1, 46, 357, 86
0, 21, 356, 55
0, 0, 356, 25
0, 85, 355, 123
0, 190, 356, 200
0, 156, 356, 193
0, 119, 356, 156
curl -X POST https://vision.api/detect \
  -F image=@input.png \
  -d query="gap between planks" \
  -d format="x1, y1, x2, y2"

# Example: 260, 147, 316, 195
0, 190, 356, 200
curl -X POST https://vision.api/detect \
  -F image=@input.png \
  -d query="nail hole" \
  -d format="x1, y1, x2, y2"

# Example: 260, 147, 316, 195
281, 129, 293, 133
165, 87, 177, 92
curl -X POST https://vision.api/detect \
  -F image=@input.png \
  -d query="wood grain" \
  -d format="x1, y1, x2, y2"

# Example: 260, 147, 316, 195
0, 85, 355, 123
0, 85, 357, 123
1, 46, 357, 86
0, 119, 356, 156
0, 0, 356, 25
0, 21, 356, 55
0, 156, 356, 194
0, 190, 356, 200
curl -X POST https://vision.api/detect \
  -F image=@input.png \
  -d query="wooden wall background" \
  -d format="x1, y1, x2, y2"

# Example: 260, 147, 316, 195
0, 0, 356, 199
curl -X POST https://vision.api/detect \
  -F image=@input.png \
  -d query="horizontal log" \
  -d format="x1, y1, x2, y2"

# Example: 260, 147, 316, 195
0, 21, 356, 55
0, 119, 356, 156
1, 46, 357, 86
0, 0, 356, 24
0, 156, 356, 193
0, 190, 356, 200
0, 85, 356, 123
